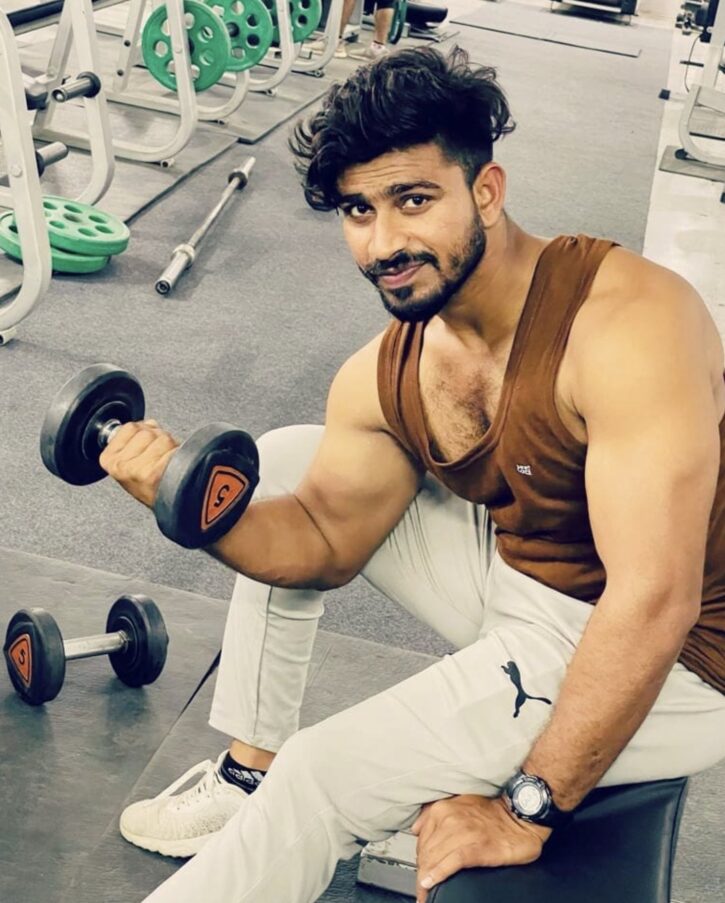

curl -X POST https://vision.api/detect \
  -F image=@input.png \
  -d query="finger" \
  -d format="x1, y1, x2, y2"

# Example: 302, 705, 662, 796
143, 419, 160, 428
410, 808, 429, 835
112, 428, 165, 462
104, 420, 143, 451
418, 847, 467, 894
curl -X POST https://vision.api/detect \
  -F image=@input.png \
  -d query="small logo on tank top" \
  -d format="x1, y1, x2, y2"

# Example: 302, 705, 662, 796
516, 465, 533, 476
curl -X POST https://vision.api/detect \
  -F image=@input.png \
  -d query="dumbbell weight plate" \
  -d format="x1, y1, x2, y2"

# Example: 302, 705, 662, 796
142, 0, 232, 93
3, 609, 66, 705
40, 363, 146, 486
106, 595, 169, 687
154, 423, 259, 549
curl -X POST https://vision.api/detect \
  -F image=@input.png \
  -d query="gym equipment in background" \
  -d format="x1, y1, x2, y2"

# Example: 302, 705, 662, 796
0, 8, 52, 345
551, 0, 638, 22
41, 363, 260, 549
677, 0, 725, 167
4, 595, 168, 705
0, 196, 130, 274
155, 156, 254, 294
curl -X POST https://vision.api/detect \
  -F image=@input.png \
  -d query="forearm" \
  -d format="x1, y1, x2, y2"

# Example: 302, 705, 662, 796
523, 590, 696, 810
208, 494, 343, 590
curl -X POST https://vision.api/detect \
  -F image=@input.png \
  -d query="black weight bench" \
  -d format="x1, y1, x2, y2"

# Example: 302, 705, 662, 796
429, 777, 689, 903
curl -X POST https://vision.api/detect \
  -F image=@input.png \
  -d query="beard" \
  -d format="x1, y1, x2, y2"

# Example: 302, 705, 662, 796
362, 215, 487, 324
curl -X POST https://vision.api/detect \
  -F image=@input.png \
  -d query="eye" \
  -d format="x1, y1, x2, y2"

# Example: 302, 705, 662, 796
401, 195, 431, 210
341, 203, 373, 219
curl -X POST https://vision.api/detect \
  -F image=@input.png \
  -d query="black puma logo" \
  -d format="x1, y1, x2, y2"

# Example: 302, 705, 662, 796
502, 661, 552, 718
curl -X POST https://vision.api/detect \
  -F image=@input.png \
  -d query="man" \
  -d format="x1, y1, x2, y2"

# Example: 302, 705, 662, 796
103, 47, 725, 903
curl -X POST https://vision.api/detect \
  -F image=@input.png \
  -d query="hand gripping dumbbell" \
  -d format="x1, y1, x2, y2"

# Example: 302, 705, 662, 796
3, 595, 168, 705
40, 364, 259, 549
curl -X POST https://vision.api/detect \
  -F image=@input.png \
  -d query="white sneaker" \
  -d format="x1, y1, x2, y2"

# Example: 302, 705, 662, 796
119, 753, 250, 857
308, 38, 348, 58
364, 42, 388, 60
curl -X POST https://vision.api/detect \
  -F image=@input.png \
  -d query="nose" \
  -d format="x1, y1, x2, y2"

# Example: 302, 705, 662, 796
368, 209, 407, 267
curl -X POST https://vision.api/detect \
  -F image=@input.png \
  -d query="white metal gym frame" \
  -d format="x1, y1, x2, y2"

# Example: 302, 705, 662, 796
0, 10, 52, 344
248, 0, 298, 93
293, 0, 346, 76
27, 0, 115, 204
36, 0, 199, 165
107, 0, 250, 125
678, 0, 725, 166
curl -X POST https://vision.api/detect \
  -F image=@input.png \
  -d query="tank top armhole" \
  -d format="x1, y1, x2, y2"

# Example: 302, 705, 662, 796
377, 322, 416, 456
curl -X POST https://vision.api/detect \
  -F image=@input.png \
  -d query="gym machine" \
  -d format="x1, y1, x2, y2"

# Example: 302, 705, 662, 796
106, 0, 251, 126
30, 0, 200, 166
677, 0, 725, 167
17, 0, 116, 202
550, 0, 638, 22
0, 9, 52, 344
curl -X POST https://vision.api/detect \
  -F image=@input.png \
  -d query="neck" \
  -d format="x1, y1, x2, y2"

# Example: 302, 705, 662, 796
437, 218, 548, 350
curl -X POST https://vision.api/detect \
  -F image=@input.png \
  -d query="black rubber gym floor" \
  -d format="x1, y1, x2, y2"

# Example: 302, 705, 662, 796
0, 548, 437, 902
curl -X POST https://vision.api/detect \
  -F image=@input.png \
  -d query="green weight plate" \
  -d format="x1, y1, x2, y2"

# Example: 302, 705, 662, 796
142, 0, 232, 93
0, 211, 109, 274
261, 0, 279, 44
263, 0, 321, 47
39, 196, 129, 257
205, 0, 274, 71
289, 0, 321, 43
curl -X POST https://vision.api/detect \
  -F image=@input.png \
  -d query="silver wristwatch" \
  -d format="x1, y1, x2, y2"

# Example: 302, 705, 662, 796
502, 770, 572, 829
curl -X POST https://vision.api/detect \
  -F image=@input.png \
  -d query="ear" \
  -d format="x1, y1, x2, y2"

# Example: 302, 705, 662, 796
471, 162, 506, 228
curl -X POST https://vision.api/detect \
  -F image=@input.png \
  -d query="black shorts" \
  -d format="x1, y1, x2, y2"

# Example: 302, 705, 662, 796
363, 0, 397, 13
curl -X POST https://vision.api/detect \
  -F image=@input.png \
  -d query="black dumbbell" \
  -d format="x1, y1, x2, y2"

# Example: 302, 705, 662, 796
40, 363, 260, 549
3, 595, 169, 706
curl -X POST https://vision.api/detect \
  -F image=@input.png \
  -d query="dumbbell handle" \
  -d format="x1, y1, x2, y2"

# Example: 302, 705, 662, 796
96, 418, 123, 449
64, 630, 129, 661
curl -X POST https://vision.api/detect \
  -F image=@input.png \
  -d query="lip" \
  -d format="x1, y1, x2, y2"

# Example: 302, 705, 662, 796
378, 263, 424, 289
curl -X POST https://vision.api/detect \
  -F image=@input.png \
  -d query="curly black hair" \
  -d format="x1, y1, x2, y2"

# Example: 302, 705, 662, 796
289, 46, 515, 211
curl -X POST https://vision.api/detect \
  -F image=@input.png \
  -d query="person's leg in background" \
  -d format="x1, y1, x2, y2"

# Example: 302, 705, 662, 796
368, 0, 396, 58
309, 0, 358, 57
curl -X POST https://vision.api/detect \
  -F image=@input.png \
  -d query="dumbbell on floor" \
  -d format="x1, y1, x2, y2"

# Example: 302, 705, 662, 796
40, 364, 260, 549
3, 595, 168, 705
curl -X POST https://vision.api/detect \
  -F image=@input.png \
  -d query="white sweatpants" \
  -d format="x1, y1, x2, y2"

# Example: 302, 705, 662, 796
146, 425, 725, 903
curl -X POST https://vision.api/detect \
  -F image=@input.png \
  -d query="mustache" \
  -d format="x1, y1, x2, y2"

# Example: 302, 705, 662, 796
363, 251, 439, 281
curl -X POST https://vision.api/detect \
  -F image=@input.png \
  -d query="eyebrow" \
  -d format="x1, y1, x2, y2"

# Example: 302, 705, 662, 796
337, 181, 442, 206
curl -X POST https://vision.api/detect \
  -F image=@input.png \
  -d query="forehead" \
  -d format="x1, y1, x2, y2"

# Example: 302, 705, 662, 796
337, 143, 465, 198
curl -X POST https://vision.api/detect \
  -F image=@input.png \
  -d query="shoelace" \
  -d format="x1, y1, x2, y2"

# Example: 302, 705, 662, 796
151, 759, 220, 809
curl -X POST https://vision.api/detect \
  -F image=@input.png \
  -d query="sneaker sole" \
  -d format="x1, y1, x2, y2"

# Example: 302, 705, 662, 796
119, 823, 217, 858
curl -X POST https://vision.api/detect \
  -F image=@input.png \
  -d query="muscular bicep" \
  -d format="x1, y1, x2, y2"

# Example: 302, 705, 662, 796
578, 279, 721, 616
294, 346, 422, 581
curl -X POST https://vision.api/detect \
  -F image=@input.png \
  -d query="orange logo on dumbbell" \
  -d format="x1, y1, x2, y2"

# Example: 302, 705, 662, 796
202, 467, 250, 530
8, 635, 32, 687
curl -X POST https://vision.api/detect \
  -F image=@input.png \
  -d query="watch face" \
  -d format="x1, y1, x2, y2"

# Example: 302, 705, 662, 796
513, 782, 544, 816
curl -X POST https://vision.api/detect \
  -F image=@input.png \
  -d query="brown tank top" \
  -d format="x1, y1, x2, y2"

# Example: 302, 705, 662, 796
378, 234, 725, 694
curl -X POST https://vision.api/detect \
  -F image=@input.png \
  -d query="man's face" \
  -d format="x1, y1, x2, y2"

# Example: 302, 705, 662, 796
337, 143, 487, 323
